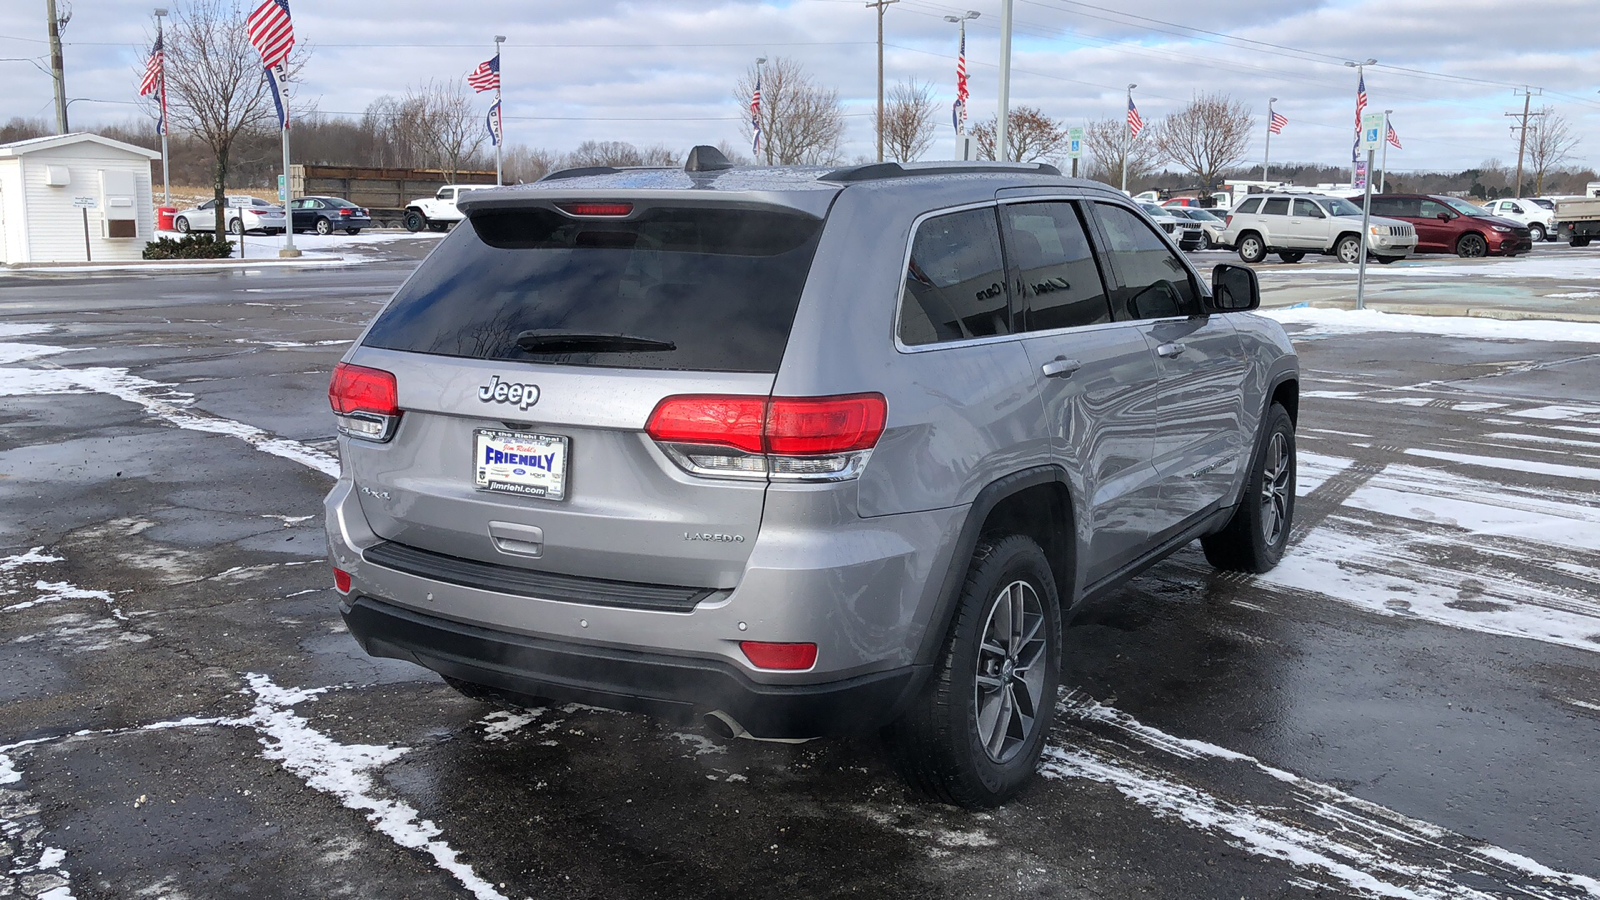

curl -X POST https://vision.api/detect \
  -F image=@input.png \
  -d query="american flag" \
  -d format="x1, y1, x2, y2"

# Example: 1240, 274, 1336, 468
1127, 98, 1143, 139
246, 0, 294, 71
1268, 110, 1287, 135
1352, 73, 1367, 164
750, 71, 762, 156
468, 54, 500, 93
953, 29, 968, 132
138, 35, 162, 97
1386, 120, 1402, 150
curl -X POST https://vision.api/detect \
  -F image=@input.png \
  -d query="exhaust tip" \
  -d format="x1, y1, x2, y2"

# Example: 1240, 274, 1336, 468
702, 711, 737, 740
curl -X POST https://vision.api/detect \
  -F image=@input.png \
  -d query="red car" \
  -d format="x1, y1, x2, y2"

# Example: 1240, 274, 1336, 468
1365, 194, 1533, 257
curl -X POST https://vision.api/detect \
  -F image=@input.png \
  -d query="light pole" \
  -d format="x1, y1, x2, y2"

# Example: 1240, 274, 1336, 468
154, 7, 169, 208
943, 10, 978, 137
1122, 83, 1136, 193
1344, 58, 1376, 187
1379, 107, 1392, 193
996, 0, 1013, 161
1262, 96, 1277, 184
866, 0, 899, 163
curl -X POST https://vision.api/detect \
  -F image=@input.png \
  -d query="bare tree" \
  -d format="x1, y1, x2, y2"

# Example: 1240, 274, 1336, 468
561, 141, 680, 168
1153, 93, 1253, 192
403, 79, 488, 182
971, 106, 1068, 163
878, 79, 937, 163
161, 0, 304, 240
503, 144, 560, 184
734, 57, 845, 166
1527, 108, 1581, 197
1084, 117, 1159, 188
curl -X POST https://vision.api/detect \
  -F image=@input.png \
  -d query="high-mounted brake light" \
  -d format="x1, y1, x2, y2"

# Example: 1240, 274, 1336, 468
740, 641, 818, 671
558, 202, 635, 217
329, 362, 401, 442
646, 393, 886, 483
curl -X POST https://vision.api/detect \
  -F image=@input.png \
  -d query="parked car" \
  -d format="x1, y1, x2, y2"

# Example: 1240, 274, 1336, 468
172, 196, 286, 235
1479, 198, 1555, 242
1221, 193, 1416, 264
1365, 194, 1532, 257
325, 147, 1300, 808
403, 184, 490, 232
290, 196, 372, 235
1170, 206, 1230, 249
1138, 201, 1205, 251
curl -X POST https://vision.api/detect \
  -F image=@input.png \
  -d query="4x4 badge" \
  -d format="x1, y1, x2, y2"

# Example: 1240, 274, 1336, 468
477, 375, 540, 410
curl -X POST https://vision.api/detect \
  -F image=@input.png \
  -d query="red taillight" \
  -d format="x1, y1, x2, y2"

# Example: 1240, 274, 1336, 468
645, 395, 766, 454
559, 202, 634, 217
340, 208, 353, 216
332, 567, 352, 594
329, 362, 398, 416
740, 641, 817, 670
766, 395, 887, 455
1224, 214, 1233, 227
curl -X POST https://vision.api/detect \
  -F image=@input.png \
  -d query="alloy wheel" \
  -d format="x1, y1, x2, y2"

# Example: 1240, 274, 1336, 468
1259, 431, 1292, 545
973, 580, 1048, 764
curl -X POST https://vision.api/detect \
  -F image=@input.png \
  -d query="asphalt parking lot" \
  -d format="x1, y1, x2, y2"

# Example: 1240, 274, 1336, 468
3, 245, 1599, 899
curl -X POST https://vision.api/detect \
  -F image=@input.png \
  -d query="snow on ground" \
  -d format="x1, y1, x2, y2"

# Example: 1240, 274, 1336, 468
2, 230, 442, 274
1280, 256, 1600, 281
1262, 306, 1600, 343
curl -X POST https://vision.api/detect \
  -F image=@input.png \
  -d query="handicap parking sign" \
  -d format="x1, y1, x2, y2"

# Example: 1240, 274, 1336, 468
1362, 112, 1385, 151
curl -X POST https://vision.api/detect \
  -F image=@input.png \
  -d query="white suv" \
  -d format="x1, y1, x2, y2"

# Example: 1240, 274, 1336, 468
1221, 194, 1417, 265
403, 184, 491, 233
1481, 199, 1555, 242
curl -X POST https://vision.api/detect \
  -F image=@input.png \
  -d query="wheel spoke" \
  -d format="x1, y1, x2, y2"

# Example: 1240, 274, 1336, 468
986, 686, 1014, 757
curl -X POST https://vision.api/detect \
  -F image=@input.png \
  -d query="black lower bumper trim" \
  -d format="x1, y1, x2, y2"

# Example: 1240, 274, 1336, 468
343, 595, 923, 739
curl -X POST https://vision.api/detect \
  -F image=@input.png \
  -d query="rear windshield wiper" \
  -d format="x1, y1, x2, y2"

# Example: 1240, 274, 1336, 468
514, 330, 676, 354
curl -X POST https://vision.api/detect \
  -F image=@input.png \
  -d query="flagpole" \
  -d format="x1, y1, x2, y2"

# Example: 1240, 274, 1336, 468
1263, 96, 1275, 184
1380, 108, 1392, 193
493, 35, 504, 185
1122, 84, 1135, 193
155, 8, 170, 208
280, 94, 297, 257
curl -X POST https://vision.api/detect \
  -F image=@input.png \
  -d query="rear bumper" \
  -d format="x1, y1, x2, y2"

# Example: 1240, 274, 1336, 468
342, 593, 923, 738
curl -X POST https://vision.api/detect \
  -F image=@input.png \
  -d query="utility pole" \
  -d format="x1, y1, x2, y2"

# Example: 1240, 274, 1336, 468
45, 0, 69, 133
866, 0, 898, 163
1506, 87, 1543, 199
996, 0, 1013, 161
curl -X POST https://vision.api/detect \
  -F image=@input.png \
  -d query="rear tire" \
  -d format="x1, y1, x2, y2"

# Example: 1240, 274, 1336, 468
884, 534, 1061, 808
315, 217, 334, 235
1237, 233, 1266, 264
174, 216, 190, 234
403, 209, 426, 233
346, 228, 361, 235
1573, 237, 1592, 248
1201, 403, 1296, 574
1277, 251, 1305, 263
228, 218, 244, 235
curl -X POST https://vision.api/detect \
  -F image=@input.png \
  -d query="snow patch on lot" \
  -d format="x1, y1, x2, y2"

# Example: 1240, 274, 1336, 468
1263, 306, 1600, 343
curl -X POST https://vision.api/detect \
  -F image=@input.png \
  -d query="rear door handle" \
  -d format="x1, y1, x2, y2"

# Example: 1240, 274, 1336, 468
1041, 357, 1082, 378
1156, 341, 1187, 358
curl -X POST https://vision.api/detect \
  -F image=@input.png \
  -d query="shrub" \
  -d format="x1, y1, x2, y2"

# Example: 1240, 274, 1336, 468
142, 233, 235, 260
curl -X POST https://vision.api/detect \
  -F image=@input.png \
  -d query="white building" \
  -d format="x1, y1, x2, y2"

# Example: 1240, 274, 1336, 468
0, 133, 162, 265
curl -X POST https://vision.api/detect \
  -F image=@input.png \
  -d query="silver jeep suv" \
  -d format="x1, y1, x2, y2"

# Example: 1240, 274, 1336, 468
325, 147, 1300, 807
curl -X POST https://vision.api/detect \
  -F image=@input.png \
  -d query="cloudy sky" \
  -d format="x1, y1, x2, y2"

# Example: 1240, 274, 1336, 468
3, 0, 1598, 174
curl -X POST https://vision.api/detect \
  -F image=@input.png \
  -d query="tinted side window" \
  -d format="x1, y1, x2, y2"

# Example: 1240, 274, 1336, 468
899, 207, 1010, 346
1233, 197, 1263, 215
1261, 197, 1290, 216
1002, 202, 1111, 333
1293, 199, 1324, 218
1419, 199, 1451, 218
1093, 203, 1199, 322
1368, 197, 1401, 216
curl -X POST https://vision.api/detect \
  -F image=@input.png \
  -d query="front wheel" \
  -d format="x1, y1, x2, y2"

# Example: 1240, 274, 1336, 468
1277, 251, 1305, 263
885, 534, 1061, 808
1201, 403, 1296, 573
1335, 235, 1362, 264
174, 216, 190, 234
403, 210, 426, 232
1456, 233, 1487, 258
1237, 233, 1267, 264
1528, 223, 1546, 243
228, 218, 245, 235
314, 217, 334, 235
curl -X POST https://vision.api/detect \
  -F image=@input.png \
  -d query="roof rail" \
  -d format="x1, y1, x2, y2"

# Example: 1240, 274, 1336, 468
818, 160, 1062, 183
538, 165, 623, 182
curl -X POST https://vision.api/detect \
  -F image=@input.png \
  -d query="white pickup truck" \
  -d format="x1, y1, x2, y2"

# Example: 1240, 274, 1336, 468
403, 184, 491, 233
1553, 195, 1600, 248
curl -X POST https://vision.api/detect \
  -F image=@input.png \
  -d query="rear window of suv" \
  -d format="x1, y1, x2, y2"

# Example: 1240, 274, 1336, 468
361, 206, 824, 372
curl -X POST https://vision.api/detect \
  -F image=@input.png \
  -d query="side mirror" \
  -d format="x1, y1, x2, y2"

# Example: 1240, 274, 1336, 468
1208, 263, 1260, 313
1436, 212, 1452, 221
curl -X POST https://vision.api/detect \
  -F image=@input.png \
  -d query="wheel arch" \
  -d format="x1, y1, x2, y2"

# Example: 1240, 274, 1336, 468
912, 466, 1077, 671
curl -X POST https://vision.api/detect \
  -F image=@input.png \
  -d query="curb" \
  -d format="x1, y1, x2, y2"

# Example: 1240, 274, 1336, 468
1293, 299, 1600, 325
